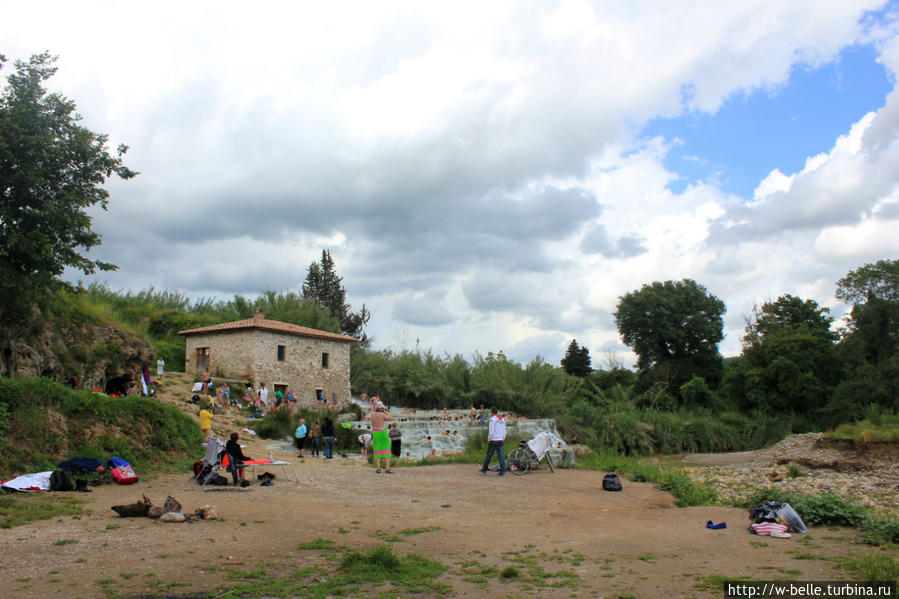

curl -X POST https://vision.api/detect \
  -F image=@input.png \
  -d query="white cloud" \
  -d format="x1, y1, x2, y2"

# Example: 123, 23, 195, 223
3, 1, 896, 368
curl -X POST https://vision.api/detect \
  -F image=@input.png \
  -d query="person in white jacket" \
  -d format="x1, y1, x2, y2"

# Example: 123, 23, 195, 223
478, 407, 507, 476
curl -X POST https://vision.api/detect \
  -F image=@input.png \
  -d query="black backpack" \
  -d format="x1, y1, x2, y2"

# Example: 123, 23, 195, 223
602, 472, 622, 492
50, 469, 74, 492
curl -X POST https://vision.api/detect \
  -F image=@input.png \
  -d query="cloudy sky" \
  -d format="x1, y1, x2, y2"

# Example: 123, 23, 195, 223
3, 1, 898, 367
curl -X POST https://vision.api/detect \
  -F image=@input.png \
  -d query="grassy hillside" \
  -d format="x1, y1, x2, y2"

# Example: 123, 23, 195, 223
0, 376, 198, 475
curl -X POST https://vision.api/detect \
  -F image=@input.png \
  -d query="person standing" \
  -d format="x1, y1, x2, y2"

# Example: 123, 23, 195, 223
216, 383, 226, 410
259, 383, 269, 411
294, 418, 308, 458
370, 399, 394, 473
322, 417, 336, 459
156, 357, 165, 377
389, 422, 402, 458
309, 419, 322, 458
479, 407, 506, 476
198, 403, 214, 444
200, 368, 211, 395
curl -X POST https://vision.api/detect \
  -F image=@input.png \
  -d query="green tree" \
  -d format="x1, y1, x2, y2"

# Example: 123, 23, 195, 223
836, 259, 899, 304
302, 249, 370, 343
836, 259, 899, 365
561, 339, 592, 377
614, 279, 725, 389
743, 294, 837, 348
826, 259, 899, 419
724, 294, 839, 417
0, 53, 136, 319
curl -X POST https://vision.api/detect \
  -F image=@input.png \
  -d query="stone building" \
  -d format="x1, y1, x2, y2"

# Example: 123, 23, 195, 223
177, 308, 357, 407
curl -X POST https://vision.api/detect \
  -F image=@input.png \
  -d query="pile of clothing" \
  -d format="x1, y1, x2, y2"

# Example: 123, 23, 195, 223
748, 500, 807, 539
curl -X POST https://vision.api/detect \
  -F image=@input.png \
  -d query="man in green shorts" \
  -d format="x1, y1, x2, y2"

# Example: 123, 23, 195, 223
370, 397, 393, 474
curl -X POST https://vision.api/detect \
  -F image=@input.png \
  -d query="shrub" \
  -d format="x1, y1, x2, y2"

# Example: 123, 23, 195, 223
657, 471, 717, 507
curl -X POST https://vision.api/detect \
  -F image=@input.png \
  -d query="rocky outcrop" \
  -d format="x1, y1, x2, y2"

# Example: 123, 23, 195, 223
0, 307, 155, 392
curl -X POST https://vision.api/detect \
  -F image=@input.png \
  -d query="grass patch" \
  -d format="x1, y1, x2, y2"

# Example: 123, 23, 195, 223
829, 413, 899, 443
53, 539, 78, 546
217, 544, 448, 598
860, 516, 899, 546
500, 545, 583, 589
0, 376, 198, 476
456, 560, 499, 587
838, 551, 899, 585
399, 526, 441, 536
297, 538, 335, 550
0, 494, 91, 529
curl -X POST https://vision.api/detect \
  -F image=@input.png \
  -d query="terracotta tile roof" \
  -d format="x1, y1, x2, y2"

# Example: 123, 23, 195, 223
177, 316, 357, 343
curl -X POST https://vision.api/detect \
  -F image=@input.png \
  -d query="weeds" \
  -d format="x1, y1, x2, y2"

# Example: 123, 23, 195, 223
0, 494, 90, 529
838, 551, 899, 586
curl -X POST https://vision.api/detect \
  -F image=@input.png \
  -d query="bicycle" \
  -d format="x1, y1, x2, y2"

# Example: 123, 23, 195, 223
506, 440, 555, 475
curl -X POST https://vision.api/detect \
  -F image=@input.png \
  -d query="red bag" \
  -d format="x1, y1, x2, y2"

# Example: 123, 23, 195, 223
111, 465, 138, 485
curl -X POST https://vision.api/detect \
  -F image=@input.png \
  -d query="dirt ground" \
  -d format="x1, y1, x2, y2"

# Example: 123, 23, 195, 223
1, 452, 866, 599
0, 376, 878, 598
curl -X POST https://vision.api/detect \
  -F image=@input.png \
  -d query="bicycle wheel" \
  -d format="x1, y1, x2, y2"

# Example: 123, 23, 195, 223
506, 447, 530, 475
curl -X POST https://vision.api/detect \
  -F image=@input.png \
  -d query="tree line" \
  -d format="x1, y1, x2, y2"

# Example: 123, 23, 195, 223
2, 52, 895, 454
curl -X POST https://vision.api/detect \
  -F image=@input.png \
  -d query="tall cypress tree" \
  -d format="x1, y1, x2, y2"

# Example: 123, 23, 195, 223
302, 249, 370, 343
561, 339, 591, 377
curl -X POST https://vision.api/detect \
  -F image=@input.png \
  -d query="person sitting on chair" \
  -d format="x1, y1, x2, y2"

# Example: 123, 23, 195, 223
225, 432, 252, 487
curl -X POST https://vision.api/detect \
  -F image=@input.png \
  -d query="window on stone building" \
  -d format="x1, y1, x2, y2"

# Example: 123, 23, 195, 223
277, 345, 285, 361
321, 352, 329, 369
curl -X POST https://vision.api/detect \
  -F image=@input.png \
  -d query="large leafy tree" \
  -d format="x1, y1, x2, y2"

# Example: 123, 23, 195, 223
836, 259, 899, 365
614, 279, 725, 389
0, 53, 135, 318
561, 339, 591, 377
724, 294, 839, 416
828, 259, 899, 417
742, 294, 837, 348
302, 249, 370, 343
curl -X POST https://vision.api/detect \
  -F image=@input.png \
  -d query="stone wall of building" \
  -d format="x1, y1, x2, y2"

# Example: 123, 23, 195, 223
183, 329, 352, 407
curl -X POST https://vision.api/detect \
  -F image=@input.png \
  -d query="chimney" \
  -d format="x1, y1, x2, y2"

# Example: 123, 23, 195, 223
254, 307, 264, 322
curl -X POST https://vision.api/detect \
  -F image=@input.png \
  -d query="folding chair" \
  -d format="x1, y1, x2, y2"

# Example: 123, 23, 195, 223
195, 436, 226, 487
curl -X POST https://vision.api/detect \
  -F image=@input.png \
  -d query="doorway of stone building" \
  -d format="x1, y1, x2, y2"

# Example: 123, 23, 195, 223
274, 383, 288, 401
316, 388, 324, 403
196, 347, 209, 373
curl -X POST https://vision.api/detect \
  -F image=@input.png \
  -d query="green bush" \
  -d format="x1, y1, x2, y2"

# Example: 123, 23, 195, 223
253, 408, 296, 440
151, 338, 186, 373
657, 471, 717, 507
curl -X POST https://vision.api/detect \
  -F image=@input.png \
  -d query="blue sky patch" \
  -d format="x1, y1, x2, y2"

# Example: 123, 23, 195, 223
642, 44, 891, 198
